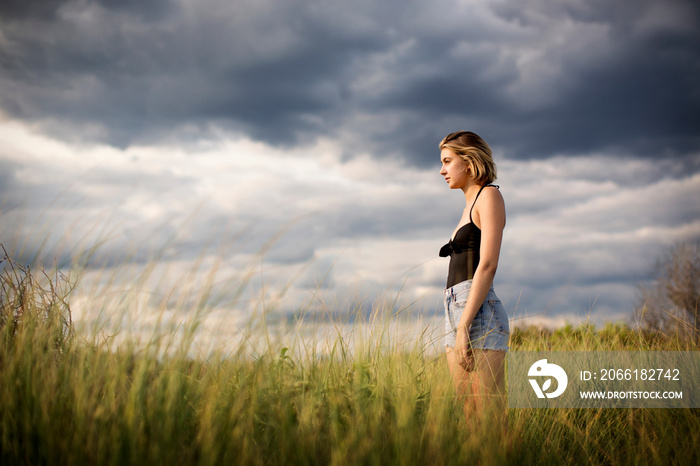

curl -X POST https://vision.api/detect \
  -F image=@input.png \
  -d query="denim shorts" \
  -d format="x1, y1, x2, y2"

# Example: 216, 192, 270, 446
444, 279, 510, 351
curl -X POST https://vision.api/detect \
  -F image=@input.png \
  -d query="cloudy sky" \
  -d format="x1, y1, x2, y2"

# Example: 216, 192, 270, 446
1, 0, 699, 347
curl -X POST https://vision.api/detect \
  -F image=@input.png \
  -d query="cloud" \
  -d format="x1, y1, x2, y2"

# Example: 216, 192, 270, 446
0, 0, 697, 165
2, 0, 699, 343
2, 120, 699, 334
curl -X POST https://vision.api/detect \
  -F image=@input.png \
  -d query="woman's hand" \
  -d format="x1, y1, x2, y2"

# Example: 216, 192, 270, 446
455, 326, 474, 371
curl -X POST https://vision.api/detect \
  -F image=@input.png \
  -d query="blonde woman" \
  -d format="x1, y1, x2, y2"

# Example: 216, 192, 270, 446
438, 131, 509, 418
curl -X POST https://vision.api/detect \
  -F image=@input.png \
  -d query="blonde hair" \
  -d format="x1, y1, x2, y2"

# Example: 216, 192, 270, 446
439, 131, 497, 185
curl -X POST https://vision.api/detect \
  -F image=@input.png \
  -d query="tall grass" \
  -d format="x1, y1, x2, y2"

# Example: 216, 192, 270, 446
1, 248, 698, 465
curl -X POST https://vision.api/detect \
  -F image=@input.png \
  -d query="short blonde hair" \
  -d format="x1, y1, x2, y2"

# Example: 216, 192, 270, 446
439, 131, 497, 185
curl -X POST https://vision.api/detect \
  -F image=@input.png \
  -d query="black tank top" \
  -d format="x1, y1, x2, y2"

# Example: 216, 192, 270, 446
439, 185, 498, 288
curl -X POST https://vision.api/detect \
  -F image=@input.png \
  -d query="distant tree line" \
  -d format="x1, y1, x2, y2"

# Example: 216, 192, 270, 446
635, 242, 699, 340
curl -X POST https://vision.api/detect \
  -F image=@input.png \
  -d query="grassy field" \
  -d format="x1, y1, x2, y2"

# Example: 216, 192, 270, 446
1, 252, 698, 465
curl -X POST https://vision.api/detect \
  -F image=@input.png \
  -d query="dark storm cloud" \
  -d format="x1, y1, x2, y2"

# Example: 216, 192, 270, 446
0, 0, 66, 20
0, 0, 396, 146
1, 0, 698, 164
0, 0, 175, 21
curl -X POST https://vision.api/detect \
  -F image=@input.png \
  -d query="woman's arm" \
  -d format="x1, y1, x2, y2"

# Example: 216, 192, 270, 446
454, 187, 506, 362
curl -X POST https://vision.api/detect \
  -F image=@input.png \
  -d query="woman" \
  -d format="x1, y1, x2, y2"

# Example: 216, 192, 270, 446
438, 131, 509, 418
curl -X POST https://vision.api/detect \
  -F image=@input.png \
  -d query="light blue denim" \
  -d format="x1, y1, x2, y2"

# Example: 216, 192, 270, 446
444, 279, 510, 351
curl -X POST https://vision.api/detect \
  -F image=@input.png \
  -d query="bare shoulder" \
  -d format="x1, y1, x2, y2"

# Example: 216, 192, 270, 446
475, 185, 506, 227
480, 185, 505, 207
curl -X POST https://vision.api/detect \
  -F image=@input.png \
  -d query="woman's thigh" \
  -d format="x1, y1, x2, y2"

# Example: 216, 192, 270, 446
446, 348, 506, 395
473, 349, 506, 394
445, 347, 468, 393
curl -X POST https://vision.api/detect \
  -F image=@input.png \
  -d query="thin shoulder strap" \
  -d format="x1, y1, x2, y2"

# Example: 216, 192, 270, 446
469, 184, 498, 223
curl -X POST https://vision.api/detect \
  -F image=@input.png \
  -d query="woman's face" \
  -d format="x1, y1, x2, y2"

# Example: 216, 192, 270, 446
439, 148, 469, 189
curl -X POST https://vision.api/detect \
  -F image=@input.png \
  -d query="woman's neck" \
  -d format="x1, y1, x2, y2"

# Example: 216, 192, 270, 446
462, 181, 483, 204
